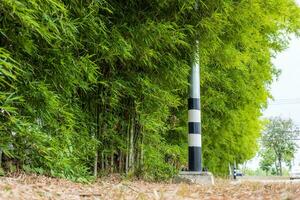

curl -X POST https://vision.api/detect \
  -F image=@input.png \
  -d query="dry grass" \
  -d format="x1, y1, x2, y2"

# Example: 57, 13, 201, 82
1, 174, 300, 200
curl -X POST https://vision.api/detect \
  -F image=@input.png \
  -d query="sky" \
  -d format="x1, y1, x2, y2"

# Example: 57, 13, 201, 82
247, 0, 300, 169
264, 35, 300, 126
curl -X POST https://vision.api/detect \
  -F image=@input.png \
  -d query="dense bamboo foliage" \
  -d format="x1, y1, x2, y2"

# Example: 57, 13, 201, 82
1, 0, 300, 180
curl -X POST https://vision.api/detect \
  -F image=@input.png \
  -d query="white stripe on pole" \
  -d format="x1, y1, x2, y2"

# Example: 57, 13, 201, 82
188, 109, 201, 122
188, 134, 201, 147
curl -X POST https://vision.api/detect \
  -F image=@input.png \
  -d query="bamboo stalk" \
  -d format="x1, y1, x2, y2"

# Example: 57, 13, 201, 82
94, 151, 98, 177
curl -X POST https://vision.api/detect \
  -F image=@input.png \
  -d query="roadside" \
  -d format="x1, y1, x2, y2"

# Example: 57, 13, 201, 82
232, 176, 300, 185
1, 174, 300, 199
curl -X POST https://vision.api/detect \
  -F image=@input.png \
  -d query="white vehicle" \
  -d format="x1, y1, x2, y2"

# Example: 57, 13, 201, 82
289, 168, 300, 180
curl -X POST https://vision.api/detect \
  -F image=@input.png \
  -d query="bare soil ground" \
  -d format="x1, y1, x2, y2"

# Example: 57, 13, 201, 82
1, 174, 300, 200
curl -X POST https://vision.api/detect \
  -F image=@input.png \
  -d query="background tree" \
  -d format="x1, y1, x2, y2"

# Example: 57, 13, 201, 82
260, 117, 300, 176
259, 148, 276, 176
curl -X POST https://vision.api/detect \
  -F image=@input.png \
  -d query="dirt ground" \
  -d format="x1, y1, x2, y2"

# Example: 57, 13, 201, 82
1, 174, 300, 200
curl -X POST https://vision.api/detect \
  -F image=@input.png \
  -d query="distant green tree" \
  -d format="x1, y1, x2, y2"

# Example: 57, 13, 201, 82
260, 117, 299, 176
259, 148, 275, 175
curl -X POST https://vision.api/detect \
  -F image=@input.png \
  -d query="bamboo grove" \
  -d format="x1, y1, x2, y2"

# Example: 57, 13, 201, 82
1, 0, 300, 180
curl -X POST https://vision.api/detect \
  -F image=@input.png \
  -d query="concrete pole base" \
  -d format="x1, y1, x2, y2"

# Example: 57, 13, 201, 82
173, 171, 214, 185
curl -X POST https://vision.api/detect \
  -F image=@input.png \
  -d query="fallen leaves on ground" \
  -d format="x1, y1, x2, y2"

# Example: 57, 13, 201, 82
0, 174, 300, 200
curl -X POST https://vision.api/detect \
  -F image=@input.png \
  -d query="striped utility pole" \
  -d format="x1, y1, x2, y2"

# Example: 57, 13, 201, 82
188, 41, 202, 171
